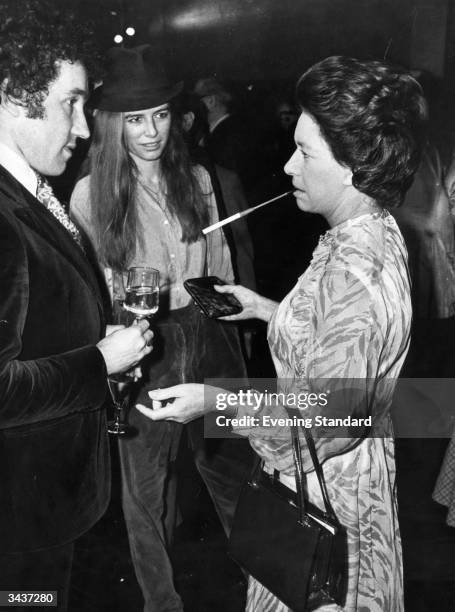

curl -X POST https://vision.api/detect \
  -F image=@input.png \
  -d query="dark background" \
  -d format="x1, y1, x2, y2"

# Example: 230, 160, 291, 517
56, 0, 455, 163
74, 0, 449, 81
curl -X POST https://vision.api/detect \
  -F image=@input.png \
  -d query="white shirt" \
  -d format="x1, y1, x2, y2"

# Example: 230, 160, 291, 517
70, 166, 234, 310
0, 142, 37, 196
209, 113, 230, 134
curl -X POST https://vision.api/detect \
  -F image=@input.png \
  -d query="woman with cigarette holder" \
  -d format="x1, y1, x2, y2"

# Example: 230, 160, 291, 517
136, 56, 426, 611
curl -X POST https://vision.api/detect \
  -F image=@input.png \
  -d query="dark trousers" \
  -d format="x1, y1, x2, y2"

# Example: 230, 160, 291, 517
0, 542, 74, 611
119, 304, 253, 612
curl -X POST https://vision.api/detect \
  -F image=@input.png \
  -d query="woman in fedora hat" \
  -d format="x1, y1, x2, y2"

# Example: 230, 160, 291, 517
70, 45, 250, 612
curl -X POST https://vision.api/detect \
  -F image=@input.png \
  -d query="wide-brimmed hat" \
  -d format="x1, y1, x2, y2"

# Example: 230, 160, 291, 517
95, 45, 183, 112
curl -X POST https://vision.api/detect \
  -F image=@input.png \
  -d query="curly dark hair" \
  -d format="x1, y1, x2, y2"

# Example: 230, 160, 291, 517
296, 56, 428, 208
0, 0, 102, 119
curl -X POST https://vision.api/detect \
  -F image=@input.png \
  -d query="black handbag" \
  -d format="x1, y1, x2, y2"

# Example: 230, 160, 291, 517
228, 422, 347, 611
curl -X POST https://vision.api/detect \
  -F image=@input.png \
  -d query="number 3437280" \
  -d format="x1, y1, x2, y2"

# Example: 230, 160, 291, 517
7, 592, 55, 603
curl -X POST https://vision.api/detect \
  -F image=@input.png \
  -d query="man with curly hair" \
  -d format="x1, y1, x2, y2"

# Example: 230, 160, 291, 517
0, 2, 153, 607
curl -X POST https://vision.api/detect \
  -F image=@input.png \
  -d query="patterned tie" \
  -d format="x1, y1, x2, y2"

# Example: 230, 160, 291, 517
35, 173, 84, 250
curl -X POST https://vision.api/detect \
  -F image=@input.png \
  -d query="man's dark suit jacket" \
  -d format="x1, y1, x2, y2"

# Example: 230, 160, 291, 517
0, 165, 110, 553
206, 115, 251, 187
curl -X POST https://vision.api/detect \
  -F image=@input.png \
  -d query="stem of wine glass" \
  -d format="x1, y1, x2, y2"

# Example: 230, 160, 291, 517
114, 401, 123, 422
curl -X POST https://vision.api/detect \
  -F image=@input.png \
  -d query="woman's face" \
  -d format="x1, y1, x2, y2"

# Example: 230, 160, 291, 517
284, 110, 351, 218
123, 103, 171, 165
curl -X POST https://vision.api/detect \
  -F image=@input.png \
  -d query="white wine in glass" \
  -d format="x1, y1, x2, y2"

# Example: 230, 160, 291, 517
107, 267, 159, 435
123, 267, 160, 319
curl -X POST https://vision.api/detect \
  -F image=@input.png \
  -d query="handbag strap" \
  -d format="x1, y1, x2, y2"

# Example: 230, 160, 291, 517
290, 423, 308, 524
300, 425, 339, 523
289, 415, 339, 525
247, 405, 339, 526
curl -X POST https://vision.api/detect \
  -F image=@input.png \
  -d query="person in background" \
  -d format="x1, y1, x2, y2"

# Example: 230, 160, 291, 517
392, 141, 455, 322
387, 71, 455, 610
70, 46, 252, 612
178, 91, 257, 360
194, 76, 255, 190
263, 97, 299, 183
430, 135, 455, 609
178, 92, 256, 291
137, 56, 427, 611
445, 155, 455, 223
250, 91, 323, 310
0, 3, 152, 609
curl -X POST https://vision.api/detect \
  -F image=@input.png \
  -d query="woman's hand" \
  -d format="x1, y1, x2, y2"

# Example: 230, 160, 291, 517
214, 284, 278, 323
136, 384, 225, 424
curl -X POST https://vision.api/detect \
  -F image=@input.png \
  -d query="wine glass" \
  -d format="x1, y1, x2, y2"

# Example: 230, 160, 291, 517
107, 298, 135, 436
107, 373, 131, 435
107, 267, 160, 435
123, 267, 160, 320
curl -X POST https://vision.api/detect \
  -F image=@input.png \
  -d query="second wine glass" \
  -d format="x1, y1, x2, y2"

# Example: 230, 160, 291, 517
107, 299, 134, 436
123, 267, 160, 320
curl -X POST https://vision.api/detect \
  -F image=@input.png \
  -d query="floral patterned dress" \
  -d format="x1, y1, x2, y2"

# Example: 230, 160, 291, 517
235, 211, 411, 611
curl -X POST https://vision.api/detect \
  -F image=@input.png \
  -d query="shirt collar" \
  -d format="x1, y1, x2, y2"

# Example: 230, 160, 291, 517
209, 113, 230, 133
0, 142, 38, 196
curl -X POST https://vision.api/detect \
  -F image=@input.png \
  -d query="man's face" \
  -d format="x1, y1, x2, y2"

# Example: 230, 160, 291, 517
13, 61, 89, 176
277, 103, 297, 131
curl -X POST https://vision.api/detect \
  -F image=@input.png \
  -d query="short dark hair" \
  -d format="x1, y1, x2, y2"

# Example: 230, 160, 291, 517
194, 78, 233, 108
0, 0, 102, 119
296, 56, 428, 208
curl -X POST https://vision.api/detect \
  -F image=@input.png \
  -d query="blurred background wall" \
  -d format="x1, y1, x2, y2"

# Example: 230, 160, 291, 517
74, 0, 452, 81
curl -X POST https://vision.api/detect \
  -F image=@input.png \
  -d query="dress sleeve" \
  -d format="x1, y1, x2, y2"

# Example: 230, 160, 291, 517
199, 168, 235, 283
233, 268, 380, 473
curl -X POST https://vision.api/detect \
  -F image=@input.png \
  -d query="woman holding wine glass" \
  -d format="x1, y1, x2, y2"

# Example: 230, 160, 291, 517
70, 45, 249, 612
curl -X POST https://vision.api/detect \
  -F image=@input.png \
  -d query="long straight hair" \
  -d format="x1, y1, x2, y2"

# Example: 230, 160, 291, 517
89, 103, 210, 271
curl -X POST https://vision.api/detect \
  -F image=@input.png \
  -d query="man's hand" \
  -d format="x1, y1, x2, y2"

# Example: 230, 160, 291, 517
136, 383, 224, 424
105, 324, 123, 336
97, 319, 153, 375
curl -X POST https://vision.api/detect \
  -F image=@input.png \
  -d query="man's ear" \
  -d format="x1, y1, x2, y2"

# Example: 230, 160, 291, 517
0, 78, 23, 117
204, 95, 216, 110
